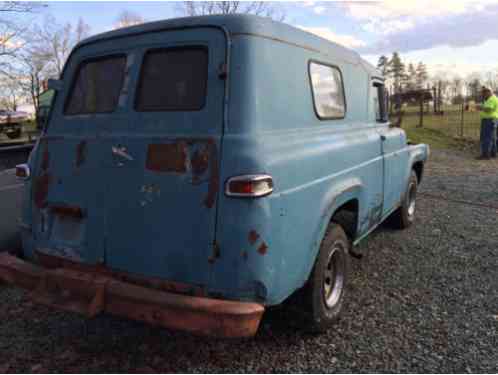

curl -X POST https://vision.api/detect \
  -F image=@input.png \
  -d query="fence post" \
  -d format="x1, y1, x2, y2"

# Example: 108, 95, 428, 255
418, 95, 424, 128
460, 101, 464, 137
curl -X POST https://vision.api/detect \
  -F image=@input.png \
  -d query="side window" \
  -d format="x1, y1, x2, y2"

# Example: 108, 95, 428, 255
135, 47, 208, 112
309, 62, 346, 119
373, 82, 388, 122
65, 55, 126, 115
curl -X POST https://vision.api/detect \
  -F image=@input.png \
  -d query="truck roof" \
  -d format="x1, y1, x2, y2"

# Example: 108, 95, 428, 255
77, 14, 381, 77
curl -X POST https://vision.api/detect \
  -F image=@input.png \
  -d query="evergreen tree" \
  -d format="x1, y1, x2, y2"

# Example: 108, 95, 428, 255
406, 63, 417, 91
415, 62, 429, 90
377, 55, 390, 77
389, 52, 405, 94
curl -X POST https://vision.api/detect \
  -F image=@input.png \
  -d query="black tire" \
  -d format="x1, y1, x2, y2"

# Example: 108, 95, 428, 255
389, 170, 418, 229
302, 223, 350, 333
5, 127, 21, 139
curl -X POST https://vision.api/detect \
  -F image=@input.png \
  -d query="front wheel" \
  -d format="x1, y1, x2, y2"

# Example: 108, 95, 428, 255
302, 223, 350, 333
389, 170, 418, 229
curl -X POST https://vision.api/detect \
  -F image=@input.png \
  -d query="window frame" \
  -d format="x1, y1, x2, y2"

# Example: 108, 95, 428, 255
63, 53, 127, 116
373, 81, 388, 123
134, 46, 209, 113
308, 60, 347, 121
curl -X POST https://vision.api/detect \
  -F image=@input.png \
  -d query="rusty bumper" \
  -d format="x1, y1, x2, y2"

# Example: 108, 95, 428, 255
0, 253, 264, 338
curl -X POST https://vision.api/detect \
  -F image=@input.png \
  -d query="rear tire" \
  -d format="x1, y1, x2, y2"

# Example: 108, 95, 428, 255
389, 170, 418, 229
302, 223, 350, 333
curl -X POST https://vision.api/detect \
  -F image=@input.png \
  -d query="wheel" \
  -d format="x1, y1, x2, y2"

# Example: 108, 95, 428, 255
5, 127, 21, 139
389, 170, 418, 229
302, 223, 350, 333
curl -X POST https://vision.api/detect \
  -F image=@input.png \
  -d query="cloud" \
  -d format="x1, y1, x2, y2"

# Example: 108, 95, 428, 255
298, 26, 366, 49
358, 4, 498, 54
342, 0, 482, 20
313, 6, 326, 14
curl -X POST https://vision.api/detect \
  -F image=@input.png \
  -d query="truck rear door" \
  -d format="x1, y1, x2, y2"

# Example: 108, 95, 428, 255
104, 28, 226, 287
33, 28, 226, 289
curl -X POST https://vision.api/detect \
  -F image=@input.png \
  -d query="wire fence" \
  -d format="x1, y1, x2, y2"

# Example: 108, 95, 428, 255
397, 103, 481, 140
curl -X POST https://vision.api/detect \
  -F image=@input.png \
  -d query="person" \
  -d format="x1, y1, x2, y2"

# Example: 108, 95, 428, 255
476, 87, 498, 160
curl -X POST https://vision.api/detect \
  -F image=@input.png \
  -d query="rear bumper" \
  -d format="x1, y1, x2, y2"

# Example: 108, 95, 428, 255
0, 252, 264, 338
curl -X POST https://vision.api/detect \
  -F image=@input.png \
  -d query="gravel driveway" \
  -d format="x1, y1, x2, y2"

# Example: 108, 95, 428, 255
0, 148, 496, 373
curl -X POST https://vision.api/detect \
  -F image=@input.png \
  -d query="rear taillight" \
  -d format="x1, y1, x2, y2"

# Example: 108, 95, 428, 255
15, 164, 30, 180
225, 174, 273, 198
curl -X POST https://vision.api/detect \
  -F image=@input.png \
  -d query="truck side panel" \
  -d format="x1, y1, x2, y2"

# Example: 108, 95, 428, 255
211, 35, 385, 305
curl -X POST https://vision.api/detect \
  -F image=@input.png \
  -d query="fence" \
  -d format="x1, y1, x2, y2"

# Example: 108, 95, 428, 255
397, 103, 481, 140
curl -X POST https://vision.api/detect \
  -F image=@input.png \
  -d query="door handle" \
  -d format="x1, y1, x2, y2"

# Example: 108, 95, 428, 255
112, 146, 134, 161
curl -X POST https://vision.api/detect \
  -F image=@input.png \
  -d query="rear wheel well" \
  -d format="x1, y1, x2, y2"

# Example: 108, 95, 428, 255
331, 199, 359, 241
412, 161, 424, 183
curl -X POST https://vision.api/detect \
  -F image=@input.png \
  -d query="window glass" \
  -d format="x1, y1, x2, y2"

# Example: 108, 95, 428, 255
309, 62, 346, 119
136, 48, 208, 111
373, 83, 387, 122
65, 56, 126, 115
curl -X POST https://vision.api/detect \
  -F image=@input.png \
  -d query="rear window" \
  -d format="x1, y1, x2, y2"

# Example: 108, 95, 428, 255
135, 47, 208, 112
64, 55, 126, 115
309, 62, 346, 119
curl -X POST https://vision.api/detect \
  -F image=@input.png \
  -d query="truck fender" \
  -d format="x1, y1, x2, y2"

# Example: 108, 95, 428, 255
300, 178, 364, 287
405, 144, 429, 186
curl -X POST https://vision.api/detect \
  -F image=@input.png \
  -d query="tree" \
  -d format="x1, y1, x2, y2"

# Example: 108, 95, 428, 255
0, 1, 45, 76
0, 75, 22, 110
376, 55, 389, 77
179, 1, 285, 21
30, 15, 90, 78
388, 52, 404, 94
114, 10, 145, 29
415, 62, 428, 90
405, 63, 417, 91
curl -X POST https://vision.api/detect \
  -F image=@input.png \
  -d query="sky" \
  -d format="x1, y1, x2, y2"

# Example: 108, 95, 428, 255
22, 0, 498, 79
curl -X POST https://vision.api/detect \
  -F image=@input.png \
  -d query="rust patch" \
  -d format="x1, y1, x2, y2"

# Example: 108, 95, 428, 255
75, 140, 87, 168
50, 204, 84, 219
146, 142, 188, 173
248, 230, 260, 245
257, 242, 268, 255
40, 143, 50, 171
190, 145, 210, 177
34, 174, 52, 209
34, 142, 52, 209
203, 139, 219, 209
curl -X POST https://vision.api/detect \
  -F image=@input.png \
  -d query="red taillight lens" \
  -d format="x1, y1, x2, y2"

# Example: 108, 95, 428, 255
15, 164, 30, 180
226, 175, 273, 198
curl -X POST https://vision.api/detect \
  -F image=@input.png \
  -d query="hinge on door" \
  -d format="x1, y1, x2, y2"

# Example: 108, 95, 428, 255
218, 63, 228, 80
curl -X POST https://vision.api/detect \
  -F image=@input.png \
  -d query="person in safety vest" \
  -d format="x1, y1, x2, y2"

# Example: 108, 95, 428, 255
476, 87, 498, 160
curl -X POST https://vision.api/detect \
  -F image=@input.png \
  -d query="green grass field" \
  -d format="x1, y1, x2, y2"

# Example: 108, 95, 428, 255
398, 104, 481, 140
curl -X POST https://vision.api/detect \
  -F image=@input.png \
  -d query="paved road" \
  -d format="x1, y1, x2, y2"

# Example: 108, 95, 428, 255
0, 145, 31, 251
0, 169, 23, 251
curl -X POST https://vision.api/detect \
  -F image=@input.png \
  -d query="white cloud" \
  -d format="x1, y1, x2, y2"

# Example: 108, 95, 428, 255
313, 6, 326, 14
301, 1, 316, 7
363, 19, 415, 35
298, 26, 366, 49
342, 0, 481, 20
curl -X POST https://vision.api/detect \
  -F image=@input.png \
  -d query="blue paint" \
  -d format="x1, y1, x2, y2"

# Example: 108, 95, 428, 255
20, 15, 428, 306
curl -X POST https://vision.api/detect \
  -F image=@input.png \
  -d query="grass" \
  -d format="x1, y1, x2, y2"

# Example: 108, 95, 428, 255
405, 126, 477, 152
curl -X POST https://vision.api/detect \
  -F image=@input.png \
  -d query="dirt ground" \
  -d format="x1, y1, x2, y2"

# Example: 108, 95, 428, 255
0, 148, 497, 373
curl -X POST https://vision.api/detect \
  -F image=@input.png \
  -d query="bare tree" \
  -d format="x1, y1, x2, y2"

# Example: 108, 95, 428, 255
179, 1, 285, 21
0, 75, 22, 110
0, 1, 45, 76
114, 10, 145, 29
31, 15, 90, 78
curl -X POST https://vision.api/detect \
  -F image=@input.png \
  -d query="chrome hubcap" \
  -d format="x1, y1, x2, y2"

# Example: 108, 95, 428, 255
323, 246, 345, 309
407, 183, 416, 217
